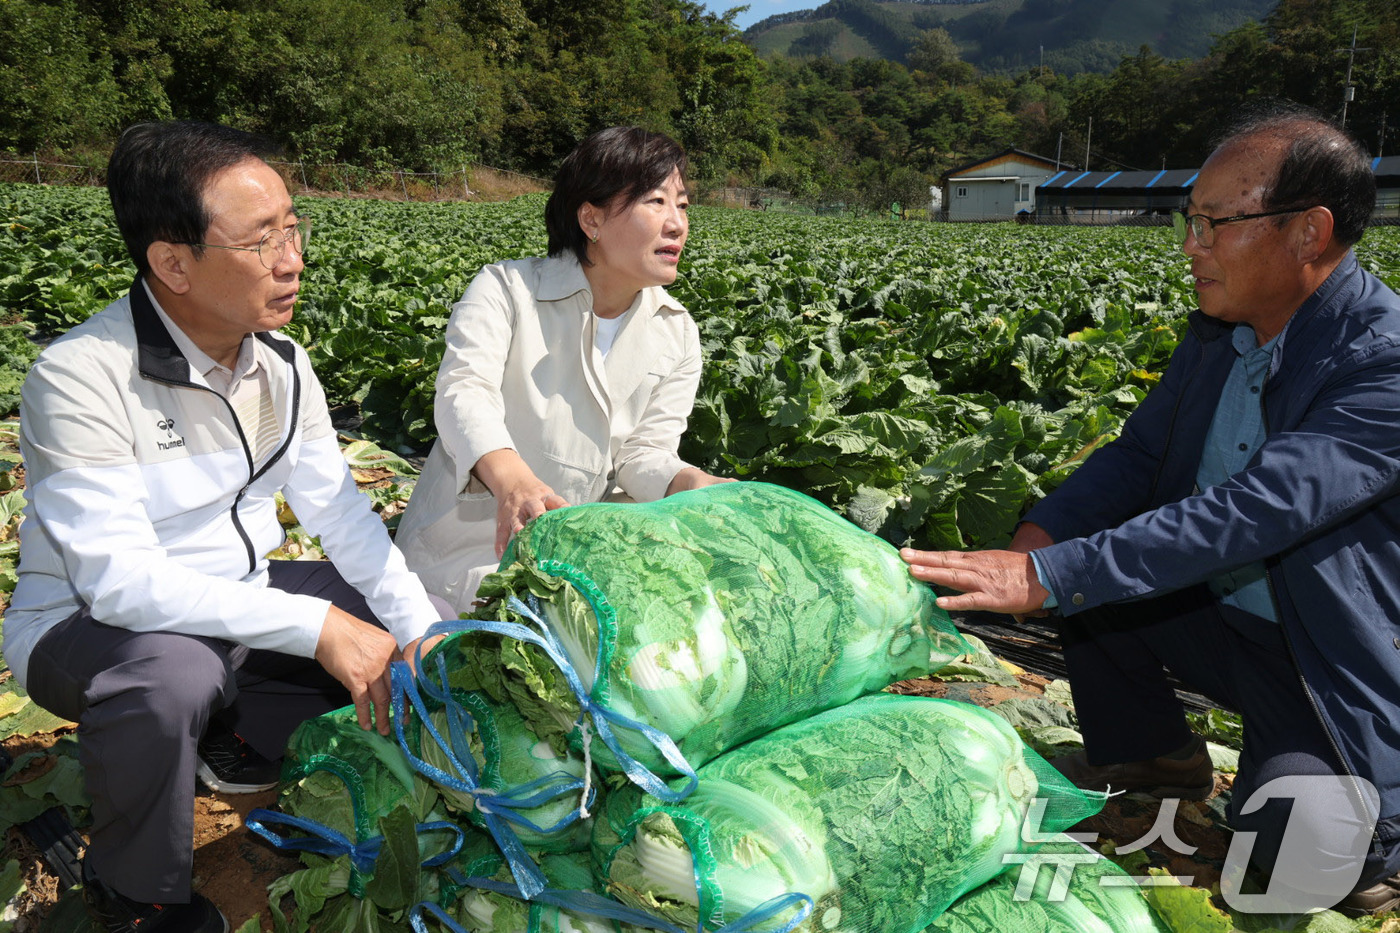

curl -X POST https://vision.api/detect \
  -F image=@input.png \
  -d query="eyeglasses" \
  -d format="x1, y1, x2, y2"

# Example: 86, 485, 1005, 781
184, 217, 310, 269
1172, 208, 1304, 248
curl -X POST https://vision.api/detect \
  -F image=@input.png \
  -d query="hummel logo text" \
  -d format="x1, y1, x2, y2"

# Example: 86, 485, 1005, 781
156, 416, 186, 451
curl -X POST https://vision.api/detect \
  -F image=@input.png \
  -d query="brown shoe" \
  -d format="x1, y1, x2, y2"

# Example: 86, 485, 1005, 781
1049, 734, 1214, 800
1336, 872, 1400, 917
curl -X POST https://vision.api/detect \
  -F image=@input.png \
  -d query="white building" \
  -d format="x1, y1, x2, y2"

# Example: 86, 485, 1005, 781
940, 148, 1062, 221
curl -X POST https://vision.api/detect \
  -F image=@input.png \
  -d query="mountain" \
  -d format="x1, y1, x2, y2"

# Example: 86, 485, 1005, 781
744, 0, 1279, 73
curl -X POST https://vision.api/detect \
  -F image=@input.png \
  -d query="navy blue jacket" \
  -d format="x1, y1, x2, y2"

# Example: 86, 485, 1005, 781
1027, 253, 1400, 846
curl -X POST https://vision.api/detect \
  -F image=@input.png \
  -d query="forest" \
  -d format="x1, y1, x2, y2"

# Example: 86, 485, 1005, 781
1, 0, 1396, 207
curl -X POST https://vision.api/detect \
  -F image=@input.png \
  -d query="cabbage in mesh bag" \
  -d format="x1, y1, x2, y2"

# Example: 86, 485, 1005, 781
468, 481, 968, 776
411, 689, 594, 853
926, 835, 1170, 933
267, 705, 455, 903
599, 694, 1104, 933
429, 825, 665, 933
282, 704, 443, 835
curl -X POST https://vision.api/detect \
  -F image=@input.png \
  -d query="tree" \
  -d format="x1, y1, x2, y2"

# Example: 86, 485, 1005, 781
0, 0, 124, 150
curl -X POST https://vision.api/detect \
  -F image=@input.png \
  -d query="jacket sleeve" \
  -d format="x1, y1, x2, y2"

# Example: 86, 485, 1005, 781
1022, 329, 1202, 542
1036, 342, 1400, 614
613, 314, 701, 502
282, 362, 442, 647
18, 351, 328, 658
433, 265, 518, 497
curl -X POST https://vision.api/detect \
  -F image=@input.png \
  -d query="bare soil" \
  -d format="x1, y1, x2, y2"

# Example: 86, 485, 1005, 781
2, 726, 299, 932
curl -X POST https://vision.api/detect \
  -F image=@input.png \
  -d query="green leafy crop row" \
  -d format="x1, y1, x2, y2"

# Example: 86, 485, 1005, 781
5, 184, 1400, 553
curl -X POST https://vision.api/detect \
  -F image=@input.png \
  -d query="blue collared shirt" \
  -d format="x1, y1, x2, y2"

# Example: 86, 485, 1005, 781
1194, 323, 1280, 621
1032, 322, 1282, 619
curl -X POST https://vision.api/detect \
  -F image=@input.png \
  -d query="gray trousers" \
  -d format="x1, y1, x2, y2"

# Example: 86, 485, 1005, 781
25, 561, 378, 903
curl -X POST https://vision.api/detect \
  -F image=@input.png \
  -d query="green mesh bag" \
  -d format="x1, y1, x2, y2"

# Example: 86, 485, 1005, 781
451, 841, 622, 933
261, 705, 453, 899
926, 835, 1170, 933
463, 481, 968, 780
598, 694, 1104, 933
281, 704, 443, 836
419, 824, 674, 933
407, 686, 595, 854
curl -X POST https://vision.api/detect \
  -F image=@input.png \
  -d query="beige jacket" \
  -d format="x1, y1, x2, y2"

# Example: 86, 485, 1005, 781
395, 255, 700, 612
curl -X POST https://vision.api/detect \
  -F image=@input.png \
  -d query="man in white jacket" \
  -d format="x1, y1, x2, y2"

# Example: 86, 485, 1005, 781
7, 121, 442, 933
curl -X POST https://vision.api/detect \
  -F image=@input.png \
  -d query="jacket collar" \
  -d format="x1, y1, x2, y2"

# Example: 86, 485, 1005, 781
1185, 252, 1360, 353
1271, 251, 1359, 344
131, 275, 296, 384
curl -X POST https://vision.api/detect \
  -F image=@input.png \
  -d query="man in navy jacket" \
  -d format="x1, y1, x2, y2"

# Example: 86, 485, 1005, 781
903, 103, 1400, 915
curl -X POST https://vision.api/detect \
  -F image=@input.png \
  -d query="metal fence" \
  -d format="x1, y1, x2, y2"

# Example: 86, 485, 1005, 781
0, 156, 103, 186
0, 155, 550, 201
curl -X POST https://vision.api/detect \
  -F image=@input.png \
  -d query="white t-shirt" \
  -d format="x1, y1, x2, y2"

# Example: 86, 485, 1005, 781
594, 313, 627, 358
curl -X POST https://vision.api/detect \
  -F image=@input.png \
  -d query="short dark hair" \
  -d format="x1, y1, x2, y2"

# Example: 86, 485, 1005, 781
544, 127, 688, 265
1213, 100, 1375, 247
107, 121, 277, 276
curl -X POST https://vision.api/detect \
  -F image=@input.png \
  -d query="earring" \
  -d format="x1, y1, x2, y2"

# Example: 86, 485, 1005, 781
590, 232, 598, 243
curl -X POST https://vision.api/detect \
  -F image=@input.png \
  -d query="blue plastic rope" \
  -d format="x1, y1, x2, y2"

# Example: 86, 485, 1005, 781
446, 872, 687, 931
506, 595, 700, 800
392, 660, 564, 899
244, 809, 465, 874
410, 873, 812, 933
408, 609, 699, 802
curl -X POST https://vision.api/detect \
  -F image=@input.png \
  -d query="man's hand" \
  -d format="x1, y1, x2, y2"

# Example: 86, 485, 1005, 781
400, 634, 446, 676
899, 547, 1050, 615
1008, 521, 1055, 554
315, 605, 399, 734
665, 467, 736, 497
1006, 522, 1055, 620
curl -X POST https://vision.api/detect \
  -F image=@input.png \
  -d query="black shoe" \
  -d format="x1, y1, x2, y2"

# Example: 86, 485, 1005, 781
83, 861, 228, 933
195, 724, 280, 794
1337, 871, 1400, 917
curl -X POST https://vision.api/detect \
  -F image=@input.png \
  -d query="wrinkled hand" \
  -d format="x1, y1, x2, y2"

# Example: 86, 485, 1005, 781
665, 467, 736, 496
899, 547, 1049, 615
400, 634, 446, 676
495, 479, 569, 558
1006, 522, 1055, 620
315, 605, 399, 734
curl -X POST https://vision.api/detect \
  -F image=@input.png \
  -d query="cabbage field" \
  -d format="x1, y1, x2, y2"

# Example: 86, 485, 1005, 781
9, 183, 1396, 551
4, 184, 1400, 930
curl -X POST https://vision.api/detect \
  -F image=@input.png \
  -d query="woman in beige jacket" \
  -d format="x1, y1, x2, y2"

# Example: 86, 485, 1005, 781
395, 127, 731, 613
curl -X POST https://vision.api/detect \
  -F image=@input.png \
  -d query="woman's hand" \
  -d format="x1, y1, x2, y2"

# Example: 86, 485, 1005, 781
472, 449, 571, 558
665, 467, 736, 497
495, 479, 569, 557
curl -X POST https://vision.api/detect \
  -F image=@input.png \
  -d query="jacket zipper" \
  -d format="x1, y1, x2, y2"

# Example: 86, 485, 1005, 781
143, 365, 302, 576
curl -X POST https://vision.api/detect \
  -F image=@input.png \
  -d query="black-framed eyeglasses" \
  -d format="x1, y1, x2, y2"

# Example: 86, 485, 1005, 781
184, 217, 310, 270
1172, 208, 1304, 248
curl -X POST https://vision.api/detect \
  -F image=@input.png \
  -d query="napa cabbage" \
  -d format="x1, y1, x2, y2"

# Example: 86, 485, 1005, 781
416, 696, 592, 853
603, 694, 1102, 933
472, 482, 967, 777
926, 835, 1170, 933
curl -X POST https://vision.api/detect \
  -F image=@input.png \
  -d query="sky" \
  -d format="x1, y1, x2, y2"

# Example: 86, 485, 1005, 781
700, 0, 815, 31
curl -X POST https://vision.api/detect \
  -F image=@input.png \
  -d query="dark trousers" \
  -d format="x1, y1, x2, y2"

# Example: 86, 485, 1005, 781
25, 561, 377, 903
1061, 584, 1400, 892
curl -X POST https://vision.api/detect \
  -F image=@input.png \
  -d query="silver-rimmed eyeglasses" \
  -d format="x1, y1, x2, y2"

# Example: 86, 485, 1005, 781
185, 217, 310, 269
1172, 208, 1304, 248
